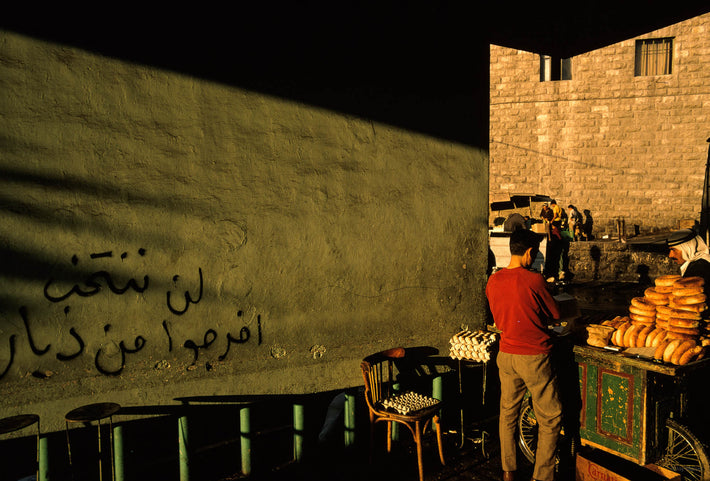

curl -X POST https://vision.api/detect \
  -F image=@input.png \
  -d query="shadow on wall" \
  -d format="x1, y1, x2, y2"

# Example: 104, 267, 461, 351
590, 245, 601, 280
0, 6, 489, 148
0, 346, 478, 481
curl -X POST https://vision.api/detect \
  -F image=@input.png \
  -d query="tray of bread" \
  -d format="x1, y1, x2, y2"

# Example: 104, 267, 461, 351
583, 275, 710, 366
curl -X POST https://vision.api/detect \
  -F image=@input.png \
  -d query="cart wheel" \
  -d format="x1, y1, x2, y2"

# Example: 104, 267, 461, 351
517, 395, 570, 468
658, 419, 710, 481
518, 395, 538, 464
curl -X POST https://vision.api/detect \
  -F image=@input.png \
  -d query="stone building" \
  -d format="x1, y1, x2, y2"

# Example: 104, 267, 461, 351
490, 12, 710, 238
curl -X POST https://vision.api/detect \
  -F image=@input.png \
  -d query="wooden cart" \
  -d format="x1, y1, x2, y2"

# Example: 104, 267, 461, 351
517, 342, 710, 481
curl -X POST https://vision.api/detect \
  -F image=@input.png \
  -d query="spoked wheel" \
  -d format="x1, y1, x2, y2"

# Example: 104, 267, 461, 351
518, 395, 538, 464
517, 395, 572, 467
658, 419, 710, 481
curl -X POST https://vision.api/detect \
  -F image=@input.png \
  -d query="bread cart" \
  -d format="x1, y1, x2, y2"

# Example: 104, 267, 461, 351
517, 341, 710, 481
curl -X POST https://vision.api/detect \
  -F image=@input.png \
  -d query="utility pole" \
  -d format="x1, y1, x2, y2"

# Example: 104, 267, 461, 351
701, 137, 710, 246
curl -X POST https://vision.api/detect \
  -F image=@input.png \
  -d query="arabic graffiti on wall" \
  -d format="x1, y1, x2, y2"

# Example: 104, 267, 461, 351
0, 248, 262, 380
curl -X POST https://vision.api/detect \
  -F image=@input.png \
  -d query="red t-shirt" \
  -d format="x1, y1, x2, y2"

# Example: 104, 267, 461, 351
485, 267, 560, 355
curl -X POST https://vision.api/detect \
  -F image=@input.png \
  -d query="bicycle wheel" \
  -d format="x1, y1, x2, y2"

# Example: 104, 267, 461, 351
518, 395, 538, 464
517, 395, 571, 468
658, 419, 710, 481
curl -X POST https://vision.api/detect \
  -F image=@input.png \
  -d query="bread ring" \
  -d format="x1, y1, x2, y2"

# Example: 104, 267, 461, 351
673, 294, 706, 305
643, 296, 669, 306
629, 305, 655, 317
611, 325, 622, 346
646, 328, 664, 347
663, 339, 684, 363
623, 324, 640, 348
670, 340, 697, 365
657, 306, 701, 320
669, 317, 702, 329
645, 288, 669, 300
666, 325, 700, 336
679, 345, 703, 365
653, 329, 668, 347
672, 286, 704, 297
636, 325, 654, 348
656, 274, 682, 286
656, 286, 674, 293
674, 276, 705, 288
631, 297, 657, 311
629, 312, 656, 324
601, 318, 621, 327
654, 338, 672, 360
664, 331, 696, 341
667, 301, 707, 313
613, 322, 631, 346
601, 317, 626, 328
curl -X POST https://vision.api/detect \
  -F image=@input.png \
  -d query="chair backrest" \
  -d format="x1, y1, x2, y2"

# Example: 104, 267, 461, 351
360, 347, 405, 411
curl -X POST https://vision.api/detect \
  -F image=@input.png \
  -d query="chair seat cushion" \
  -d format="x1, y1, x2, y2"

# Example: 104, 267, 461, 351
380, 391, 441, 415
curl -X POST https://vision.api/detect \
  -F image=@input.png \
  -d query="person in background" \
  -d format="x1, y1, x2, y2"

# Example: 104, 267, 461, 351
539, 203, 553, 241
567, 205, 582, 241
503, 212, 527, 233
486, 229, 563, 481
666, 228, 710, 447
667, 228, 710, 293
549, 200, 563, 238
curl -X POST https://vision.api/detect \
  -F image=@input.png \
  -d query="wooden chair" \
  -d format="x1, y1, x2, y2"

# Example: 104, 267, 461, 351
360, 347, 445, 481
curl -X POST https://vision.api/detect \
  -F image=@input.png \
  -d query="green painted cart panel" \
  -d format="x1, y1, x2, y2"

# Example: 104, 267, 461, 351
577, 359, 646, 463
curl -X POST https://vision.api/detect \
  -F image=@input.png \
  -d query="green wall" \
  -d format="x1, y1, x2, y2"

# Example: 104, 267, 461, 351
0, 23, 489, 433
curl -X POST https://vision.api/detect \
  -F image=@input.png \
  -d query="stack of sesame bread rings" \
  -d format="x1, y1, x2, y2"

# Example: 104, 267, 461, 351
597, 275, 709, 365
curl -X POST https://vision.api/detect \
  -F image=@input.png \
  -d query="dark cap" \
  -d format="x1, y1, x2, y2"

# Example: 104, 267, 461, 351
667, 229, 696, 247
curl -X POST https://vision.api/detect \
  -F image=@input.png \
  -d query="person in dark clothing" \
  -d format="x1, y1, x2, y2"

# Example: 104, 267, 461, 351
667, 228, 710, 292
503, 212, 527, 232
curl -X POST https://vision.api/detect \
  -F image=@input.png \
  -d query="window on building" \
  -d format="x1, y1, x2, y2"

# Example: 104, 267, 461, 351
635, 38, 673, 76
540, 55, 572, 81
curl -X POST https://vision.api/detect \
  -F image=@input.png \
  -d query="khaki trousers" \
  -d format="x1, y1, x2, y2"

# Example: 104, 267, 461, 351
497, 351, 562, 481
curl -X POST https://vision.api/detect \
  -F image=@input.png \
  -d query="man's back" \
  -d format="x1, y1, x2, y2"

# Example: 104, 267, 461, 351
486, 267, 559, 355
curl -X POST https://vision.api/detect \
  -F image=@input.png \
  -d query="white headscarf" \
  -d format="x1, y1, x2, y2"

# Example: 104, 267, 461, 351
673, 234, 710, 275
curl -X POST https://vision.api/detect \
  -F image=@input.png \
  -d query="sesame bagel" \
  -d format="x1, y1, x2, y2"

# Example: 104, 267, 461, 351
656, 275, 682, 287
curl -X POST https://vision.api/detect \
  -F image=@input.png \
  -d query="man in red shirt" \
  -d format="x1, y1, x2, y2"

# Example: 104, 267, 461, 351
486, 229, 563, 481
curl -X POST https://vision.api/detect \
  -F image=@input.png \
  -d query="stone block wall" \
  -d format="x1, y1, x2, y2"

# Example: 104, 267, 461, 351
490, 13, 710, 237
567, 240, 677, 283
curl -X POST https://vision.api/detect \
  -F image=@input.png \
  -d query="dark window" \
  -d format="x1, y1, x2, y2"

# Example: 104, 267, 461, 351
540, 55, 572, 81
635, 38, 673, 76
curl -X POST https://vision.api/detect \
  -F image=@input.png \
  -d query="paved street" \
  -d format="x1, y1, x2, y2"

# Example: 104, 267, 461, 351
216, 420, 538, 481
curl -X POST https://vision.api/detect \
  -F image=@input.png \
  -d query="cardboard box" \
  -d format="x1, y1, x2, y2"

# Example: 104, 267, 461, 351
576, 452, 680, 481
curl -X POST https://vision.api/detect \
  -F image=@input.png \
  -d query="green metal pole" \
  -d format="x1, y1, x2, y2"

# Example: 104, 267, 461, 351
240, 406, 251, 476
391, 382, 400, 441
39, 434, 48, 481
293, 403, 304, 462
113, 424, 124, 481
178, 415, 190, 481
432, 375, 444, 433
432, 375, 443, 401
344, 392, 355, 447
